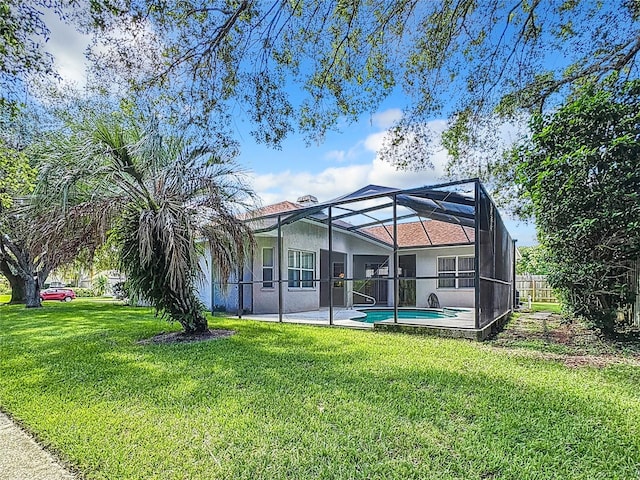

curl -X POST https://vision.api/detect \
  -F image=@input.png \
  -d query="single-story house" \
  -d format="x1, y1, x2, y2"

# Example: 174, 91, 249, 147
197, 179, 516, 339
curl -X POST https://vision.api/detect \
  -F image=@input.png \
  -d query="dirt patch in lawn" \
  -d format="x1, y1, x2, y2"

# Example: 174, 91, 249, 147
139, 329, 236, 345
502, 348, 640, 368
491, 311, 640, 368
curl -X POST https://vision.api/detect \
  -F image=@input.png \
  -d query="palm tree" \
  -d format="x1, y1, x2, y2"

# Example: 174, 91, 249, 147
39, 117, 254, 333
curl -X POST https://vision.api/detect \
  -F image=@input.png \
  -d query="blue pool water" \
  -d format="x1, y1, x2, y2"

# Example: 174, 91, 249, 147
356, 308, 457, 323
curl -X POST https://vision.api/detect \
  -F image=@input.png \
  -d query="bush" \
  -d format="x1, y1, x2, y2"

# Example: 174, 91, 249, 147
513, 78, 640, 335
74, 288, 97, 297
93, 275, 109, 296
0, 276, 10, 295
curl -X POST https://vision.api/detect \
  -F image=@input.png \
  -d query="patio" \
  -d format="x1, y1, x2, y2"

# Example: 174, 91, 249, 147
233, 307, 478, 336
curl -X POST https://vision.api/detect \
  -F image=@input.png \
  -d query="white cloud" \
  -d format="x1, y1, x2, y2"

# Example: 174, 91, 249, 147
323, 141, 368, 163
363, 131, 387, 152
249, 154, 448, 206
364, 118, 448, 154
251, 119, 453, 204
249, 164, 372, 205
324, 150, 346, 162
42, 6, 164, 91
42, 9, 91, 86
371, 108, 403, 129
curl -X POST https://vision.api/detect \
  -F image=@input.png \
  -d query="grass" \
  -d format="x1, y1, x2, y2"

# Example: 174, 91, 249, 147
1, 300, 639, 479
516, 302, 563, 314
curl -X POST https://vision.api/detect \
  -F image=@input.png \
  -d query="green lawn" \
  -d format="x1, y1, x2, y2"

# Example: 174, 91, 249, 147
528, 302, 563, 314
1, 300, 639, 479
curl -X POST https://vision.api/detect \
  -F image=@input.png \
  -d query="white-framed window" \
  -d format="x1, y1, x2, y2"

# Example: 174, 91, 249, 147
457, 256, 475, 288
288, 250, 315, 288
437, 256, 475, 288
262, 247, 274, 288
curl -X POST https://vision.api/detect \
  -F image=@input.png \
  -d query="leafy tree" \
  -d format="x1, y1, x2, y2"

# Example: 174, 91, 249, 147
516, 245, 551, 276
0, 196, 104, 306
0, 139, 35, 210
512, 78, 640, 333
0, 119, 36, 304
0, 95, 93, 306
39, 117, 254, 333
0, 0, 67, 111
5, 1, 639, 173
84, 0, 639, 171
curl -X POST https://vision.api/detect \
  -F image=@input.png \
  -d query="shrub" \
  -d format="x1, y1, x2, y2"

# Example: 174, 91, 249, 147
0, 276, 10, 295
74, 288, 97, 297
93, 275, 109, 296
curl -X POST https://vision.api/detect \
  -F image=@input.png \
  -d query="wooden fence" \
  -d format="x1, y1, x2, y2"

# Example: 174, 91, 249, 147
515, 275, 557, 303
517, 263, 640, 326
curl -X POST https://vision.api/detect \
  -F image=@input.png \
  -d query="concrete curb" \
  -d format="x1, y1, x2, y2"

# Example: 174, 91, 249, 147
0, 412, 77, 480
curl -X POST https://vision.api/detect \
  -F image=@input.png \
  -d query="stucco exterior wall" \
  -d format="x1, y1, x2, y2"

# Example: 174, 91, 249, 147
407, 245, 476, 308
197, 245, 250, 313
250, 221, 391, 314
197, 221, 476, 315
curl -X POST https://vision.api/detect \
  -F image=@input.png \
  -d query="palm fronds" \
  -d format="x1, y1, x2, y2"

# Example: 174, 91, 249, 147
92, 118, 255, 332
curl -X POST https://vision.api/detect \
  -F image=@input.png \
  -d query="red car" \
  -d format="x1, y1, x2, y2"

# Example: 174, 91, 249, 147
40, 288, 76, 302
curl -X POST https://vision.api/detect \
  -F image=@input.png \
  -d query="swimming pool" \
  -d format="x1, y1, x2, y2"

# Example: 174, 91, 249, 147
355, 308, 458, 323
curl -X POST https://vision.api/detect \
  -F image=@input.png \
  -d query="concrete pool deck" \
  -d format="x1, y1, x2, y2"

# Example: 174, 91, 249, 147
233, 307, 477, 330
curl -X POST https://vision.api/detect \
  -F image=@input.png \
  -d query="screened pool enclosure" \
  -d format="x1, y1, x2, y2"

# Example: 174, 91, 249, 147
199, 179, 516, 339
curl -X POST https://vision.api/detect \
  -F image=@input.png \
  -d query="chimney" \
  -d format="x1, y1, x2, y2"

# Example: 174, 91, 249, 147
297, 194, 318, 206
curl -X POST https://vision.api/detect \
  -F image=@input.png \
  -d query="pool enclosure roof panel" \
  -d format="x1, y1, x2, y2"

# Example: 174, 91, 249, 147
245, 179, 479, 235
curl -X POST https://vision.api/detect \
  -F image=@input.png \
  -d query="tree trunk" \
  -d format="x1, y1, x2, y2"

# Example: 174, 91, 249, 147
0, 259, 26, 304
9, 278, 26, 304
171, 292, 209, 333
25, 276, 42, 308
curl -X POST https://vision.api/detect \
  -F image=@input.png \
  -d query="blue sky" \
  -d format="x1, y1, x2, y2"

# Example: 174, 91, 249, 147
42, 10, 538, 246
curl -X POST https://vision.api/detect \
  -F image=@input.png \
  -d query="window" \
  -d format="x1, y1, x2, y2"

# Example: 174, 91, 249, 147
438, 256, 475, 288
437, 257, 457, 288
262, 247, 274, 288
288, 250, 315, 288
457, 256, 475, 288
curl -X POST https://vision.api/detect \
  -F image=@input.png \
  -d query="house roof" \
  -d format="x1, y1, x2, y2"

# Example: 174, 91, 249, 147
361, 220, 474, 247
248, 199, 474, 247
245, 200, 303, 218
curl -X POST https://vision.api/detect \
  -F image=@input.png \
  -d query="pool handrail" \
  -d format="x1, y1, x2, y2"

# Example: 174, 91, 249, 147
352, 290, 376, 307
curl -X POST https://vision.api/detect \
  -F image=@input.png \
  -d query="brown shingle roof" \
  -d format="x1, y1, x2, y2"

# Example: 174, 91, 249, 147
361, 220, 474, 247
243, 201, 303, 219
